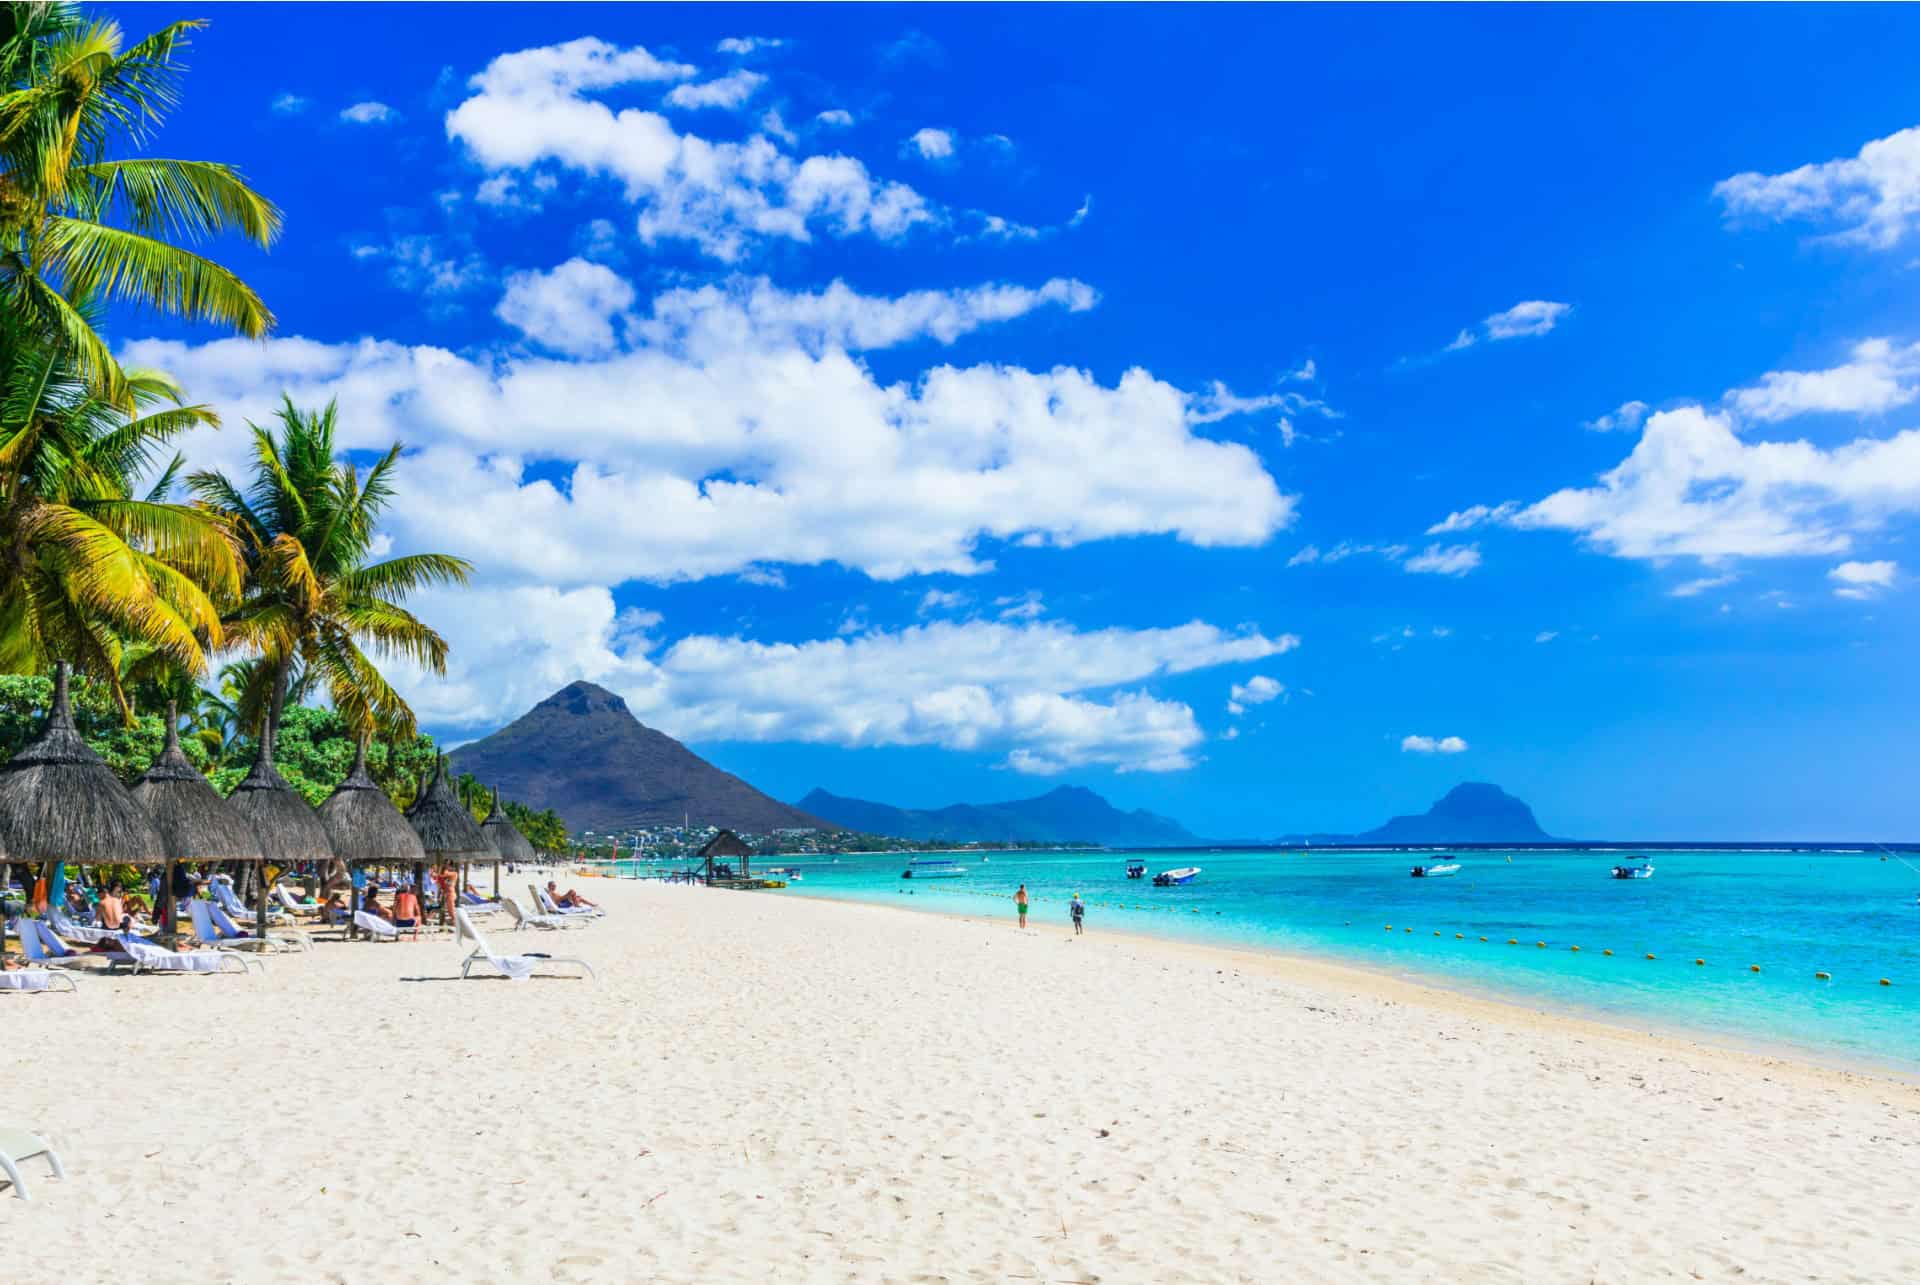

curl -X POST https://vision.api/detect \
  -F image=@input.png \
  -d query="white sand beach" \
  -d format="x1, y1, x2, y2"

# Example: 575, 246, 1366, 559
12, 878, 1920, 1283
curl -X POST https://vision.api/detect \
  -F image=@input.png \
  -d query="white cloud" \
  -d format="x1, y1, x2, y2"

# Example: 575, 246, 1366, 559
1447, 300, 1571, 351
402, 595, 1296, 774
1533, 631, 1558, 644
906, 127, 954, 161
447, 37, 936, 261
1669, 572, 1736, 598
1401, 734, 1468, 754
716, 36, 784, 56
1185, 379, 1338, 425
1715, 123, 1920, 249
1286, 541, 1409, 569
1507, 404, 1920, 561
1727, 339, 1920, 423
1222, 726, 1240, 741
1226, 674, 1283, 715
350, 235, 486, 296
1829, 559, 1898, 599
759, 109, 796, 145
123, 308, 1295, 587
917, 589, 967, 616
1426, 502, 1518, 535
496, 257, 638, 356
815, 109, 854, 128
340, 101, 396, 125
994, 591, 1046, 621
1069, 195, 1092, 227
664, 70, 766, 111
1585, 399, 1649, 433
1403, 543, 1482, 576
271, 93, 308, 115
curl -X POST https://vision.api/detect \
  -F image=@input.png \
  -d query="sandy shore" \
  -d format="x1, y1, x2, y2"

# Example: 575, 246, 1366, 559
10, 878, 1920, 1283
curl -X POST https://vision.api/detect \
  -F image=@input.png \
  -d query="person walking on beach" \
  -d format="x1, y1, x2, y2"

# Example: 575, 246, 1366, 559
1015, 883, 1029, 930
1070, 893, 1085, 936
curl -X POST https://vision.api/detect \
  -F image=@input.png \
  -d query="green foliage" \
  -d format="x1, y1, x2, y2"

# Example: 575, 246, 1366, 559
0, 669, 177, 779
503, 798, 568, 853
208, 703, 440, 808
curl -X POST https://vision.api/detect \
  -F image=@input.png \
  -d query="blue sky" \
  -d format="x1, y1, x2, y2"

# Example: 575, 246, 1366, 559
105, 4, 1920, 840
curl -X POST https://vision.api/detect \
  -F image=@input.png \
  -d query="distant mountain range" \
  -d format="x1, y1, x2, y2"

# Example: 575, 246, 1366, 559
450, 681, 825, 836
797, 785, 1198, 848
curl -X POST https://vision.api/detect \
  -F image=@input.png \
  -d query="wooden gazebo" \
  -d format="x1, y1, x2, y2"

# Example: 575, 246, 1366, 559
697, 829, 753, 886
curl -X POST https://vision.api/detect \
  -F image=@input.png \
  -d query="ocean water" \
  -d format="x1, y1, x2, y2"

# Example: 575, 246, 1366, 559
618, 847, 1920, 1073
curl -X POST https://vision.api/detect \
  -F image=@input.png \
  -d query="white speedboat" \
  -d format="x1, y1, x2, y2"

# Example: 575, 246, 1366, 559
1409, 859, 1461, 878
1610, 858, 1654, 880
1152, 866, 1201, 887
902, 858, 967, 880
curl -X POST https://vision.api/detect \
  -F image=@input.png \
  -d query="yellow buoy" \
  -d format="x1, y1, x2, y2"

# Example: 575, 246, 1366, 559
1570, 945, 1580, 952
1815, 971, 1831, 980
1478, 936, 1488, 942
1645, 953, 1657, 960
1881, 978, 1893, 987
1507, 938, 1518, 945
1750, 964, 1761, 973
1404, 927, 1412, 933
1434, 931, 1441, 937
1603, 949, 1614, 956
1536, 941, 1546, 949
1455, 933, 1464, 939
1384, 925, 1393, 931
1695, 958, 1706, 966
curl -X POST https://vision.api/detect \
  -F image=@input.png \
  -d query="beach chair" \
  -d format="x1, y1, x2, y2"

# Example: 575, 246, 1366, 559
274, 884, 321, 916
531, 884, 602, 918
188, 900, 290, 954
456, 909, 593, 983
352, 911, 399, 942
19, 921, 90, 970
0, 1126, 65, 1199
0, 969, 76, 993
206, 901, 310, 952
457, 890, 502, 916
502, 896, 580, 931
212, 876, 285, 923
114, 935, 257, 975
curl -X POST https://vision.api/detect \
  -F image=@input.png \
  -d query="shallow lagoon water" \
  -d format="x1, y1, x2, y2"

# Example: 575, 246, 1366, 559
622, 847, 1920, 1072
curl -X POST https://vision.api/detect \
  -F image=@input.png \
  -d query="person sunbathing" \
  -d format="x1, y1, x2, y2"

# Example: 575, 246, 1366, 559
360, 890, 390, 922
391, 887, 421, 929
547, 880, 598, 910
320, 892, 348, 924
97, 885, 132, 931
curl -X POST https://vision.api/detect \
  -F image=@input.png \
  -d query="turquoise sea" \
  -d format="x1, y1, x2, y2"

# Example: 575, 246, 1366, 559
617, 847, 1920, 1074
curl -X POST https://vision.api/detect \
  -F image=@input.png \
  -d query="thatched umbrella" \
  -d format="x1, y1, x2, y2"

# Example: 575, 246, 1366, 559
479, 787, 534, 896
130, 702, 266, 938
225, 716, 334, 937
0, 662, 167, 946
408, 755, 493, 925
317, 739, 425, 939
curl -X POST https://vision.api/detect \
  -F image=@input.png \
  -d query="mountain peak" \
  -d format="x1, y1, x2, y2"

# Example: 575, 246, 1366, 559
1357, 781, 1550, 843
452, 681, 820, 835
799, 784, 1196, 846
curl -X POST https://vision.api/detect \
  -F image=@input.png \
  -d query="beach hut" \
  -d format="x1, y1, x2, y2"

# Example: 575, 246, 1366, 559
697, 829, 754, 886
408, 755, 494, 925
225, 717, 335, 937
317, 739, 426, 937
479, 787, 535, 897
130, 702, 267, 935
0, 662, 167, 945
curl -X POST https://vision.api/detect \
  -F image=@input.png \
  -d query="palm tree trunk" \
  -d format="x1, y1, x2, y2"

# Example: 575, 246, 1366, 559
257, 658, 291, 940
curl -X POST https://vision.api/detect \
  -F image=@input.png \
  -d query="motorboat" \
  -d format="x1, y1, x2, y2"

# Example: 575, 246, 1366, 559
1126, 859, 1147, 880
902, 858, 967, 880
1610, 858, 1655, 880
1152, 866, 1201, 887
1409, 859, 1462, 878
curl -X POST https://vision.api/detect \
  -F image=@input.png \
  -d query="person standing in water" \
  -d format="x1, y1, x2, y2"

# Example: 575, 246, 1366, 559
1015, 884, 1029, 929
1070, 893, 1085, 936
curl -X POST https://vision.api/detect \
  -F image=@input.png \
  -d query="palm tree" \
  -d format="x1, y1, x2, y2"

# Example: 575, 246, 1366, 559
188, 398, 471, 745
0, 3, 280, 402
0, 309, 237, 705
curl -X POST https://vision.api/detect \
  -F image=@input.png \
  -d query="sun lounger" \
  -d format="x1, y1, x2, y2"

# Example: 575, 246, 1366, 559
352, 911, 399, 941
502, 896, 581, 931
211, 876, 284, 922
0, 969, 76, 993
205, 901, 310, 952
188, 900, 289, 954
50, 907, 152, 944
275, 885, 323, 916
457, 890, 502, 915
0, 1126, 65, 1199
19, 921, 90, 970
115, 935, 257, 975
532, 885, 602, 918
456, 909, 593, 983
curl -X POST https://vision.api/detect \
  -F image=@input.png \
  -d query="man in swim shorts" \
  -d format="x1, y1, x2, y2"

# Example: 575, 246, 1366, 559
1015, 883, 1029, 929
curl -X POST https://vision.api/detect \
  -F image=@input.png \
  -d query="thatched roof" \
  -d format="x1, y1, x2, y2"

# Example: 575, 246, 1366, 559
130, 704, 265, 864
317, 739, 426, 866
0, 662, 166, 865
698, 828, 753, 858
224, 716, 335, 867
409, 754, 495, 862
480, 786, 537, 863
